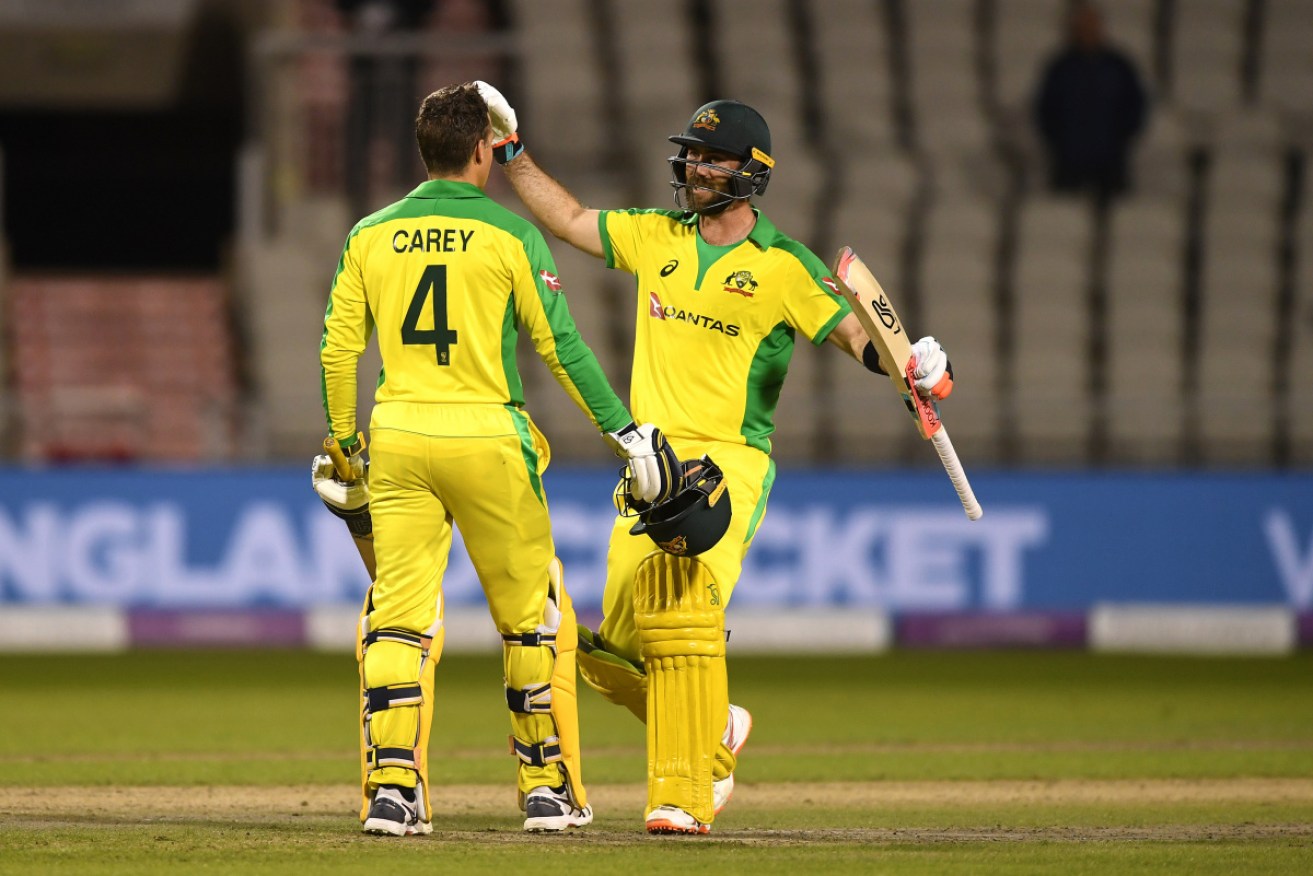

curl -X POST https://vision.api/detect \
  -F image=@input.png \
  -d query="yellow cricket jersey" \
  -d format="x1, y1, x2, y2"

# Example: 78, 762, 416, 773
321, 180, 631, 446
599, 207, 850, 452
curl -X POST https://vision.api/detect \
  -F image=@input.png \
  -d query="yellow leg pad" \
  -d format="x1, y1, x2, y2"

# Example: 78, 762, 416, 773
504, 558, 588, 810
579, 627, 736, 781
358, 632, 437, 823
504, 639, 563, 796
577, 626, 648, 723
635, 552, 727, 826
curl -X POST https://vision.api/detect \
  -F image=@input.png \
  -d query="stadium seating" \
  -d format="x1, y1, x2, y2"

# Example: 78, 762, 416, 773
920, 197, 1003, 461
6, 276, 238, 462
1009, 197, 1096, 462
1288, 206, 1313, 464
1104, 198, 1188, 463
11, 0, 1302, 467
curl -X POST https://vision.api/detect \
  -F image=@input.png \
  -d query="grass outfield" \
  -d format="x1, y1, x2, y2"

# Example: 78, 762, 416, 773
1, 651, 1311, 874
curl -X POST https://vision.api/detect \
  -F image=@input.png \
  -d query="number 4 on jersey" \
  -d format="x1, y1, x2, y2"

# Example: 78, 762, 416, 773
402, 264, 459, 365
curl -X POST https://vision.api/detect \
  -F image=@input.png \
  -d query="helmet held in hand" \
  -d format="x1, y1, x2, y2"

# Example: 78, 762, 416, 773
620, 456, 732, 557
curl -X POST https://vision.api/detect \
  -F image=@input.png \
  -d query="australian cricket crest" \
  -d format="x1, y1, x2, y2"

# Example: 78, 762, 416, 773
723, 270, 758, 298
657, 534, 688, 555
692, 108, 721, 131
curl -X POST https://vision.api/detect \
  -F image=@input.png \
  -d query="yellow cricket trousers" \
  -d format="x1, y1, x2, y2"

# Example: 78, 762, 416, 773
596, 439, 776, 664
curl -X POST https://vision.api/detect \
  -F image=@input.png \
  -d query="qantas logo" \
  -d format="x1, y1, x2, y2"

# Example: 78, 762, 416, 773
647, 292, 739, 336
539, 270, 562, 292
821, 277, 840, 294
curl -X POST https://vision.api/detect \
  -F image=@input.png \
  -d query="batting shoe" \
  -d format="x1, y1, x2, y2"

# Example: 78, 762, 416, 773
523, 784, 593, 832
713, 703, 754, 815
362, 785, 432, 837
646, 805, 711, 835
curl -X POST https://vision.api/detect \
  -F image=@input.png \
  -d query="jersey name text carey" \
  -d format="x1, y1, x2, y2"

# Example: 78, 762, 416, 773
391, 227, 476, 253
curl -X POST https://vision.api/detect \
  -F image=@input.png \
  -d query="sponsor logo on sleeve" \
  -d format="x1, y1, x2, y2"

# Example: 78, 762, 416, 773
539, 270, 563, 292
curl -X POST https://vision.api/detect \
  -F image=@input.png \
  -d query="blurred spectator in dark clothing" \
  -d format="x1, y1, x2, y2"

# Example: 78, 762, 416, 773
1034, 2, 1147, 201
336, 0, 437, 214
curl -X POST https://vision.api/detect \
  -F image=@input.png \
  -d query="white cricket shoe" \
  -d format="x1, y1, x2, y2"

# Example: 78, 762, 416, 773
646, 805, 710, 835
362, 785, 432, 836
523, 784, 593, 832
713, 703, 753, 814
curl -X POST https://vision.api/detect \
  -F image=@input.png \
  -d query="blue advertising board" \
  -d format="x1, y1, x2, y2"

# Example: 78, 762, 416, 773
3, 467, 1311, 613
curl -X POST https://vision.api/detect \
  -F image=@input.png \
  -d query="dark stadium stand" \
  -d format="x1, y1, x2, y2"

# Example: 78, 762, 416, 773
7, 277, 239, 462
0, 0, 1309, 466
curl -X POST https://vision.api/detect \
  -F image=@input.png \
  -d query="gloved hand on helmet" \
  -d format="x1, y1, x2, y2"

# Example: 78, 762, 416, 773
606, 422, 680, 505
474, 80, 524, 165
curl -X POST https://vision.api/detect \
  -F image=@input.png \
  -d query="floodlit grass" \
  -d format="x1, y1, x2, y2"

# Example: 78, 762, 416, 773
1, 651, 1311, 874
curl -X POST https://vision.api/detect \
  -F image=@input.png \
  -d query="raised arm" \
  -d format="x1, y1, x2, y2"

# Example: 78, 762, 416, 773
475, 81, 604, 258
826, 312, 955, 400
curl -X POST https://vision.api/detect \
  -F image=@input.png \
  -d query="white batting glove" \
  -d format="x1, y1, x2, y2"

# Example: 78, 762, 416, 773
910, 336, 954, 400
311, 453, 369, 512
474, 80, 524, 163
606, 422, 680, 504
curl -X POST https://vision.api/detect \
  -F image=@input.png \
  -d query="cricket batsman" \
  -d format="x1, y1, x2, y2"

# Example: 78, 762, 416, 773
314, 83, 679, 836
476, 83, 957, 833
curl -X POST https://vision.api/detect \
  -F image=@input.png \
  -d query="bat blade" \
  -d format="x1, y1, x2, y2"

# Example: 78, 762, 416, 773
832, 246, 983, 521
833, 247, 932, 439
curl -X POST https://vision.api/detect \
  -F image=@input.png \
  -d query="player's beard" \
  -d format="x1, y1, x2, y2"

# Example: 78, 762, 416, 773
686, 176, 735, 215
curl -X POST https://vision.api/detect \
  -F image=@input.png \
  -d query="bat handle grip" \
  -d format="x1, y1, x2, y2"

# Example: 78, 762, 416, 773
323, 436, 355, 481
931, 428, 983, 520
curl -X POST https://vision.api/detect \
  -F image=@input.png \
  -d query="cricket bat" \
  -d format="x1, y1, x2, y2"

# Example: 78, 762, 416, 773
323, 435, 377, 579
832, 246, 983, 520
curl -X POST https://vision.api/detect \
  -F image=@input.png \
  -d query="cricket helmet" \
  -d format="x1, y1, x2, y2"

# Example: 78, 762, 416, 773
621, 456, 732, 558
669, 100, 774, 212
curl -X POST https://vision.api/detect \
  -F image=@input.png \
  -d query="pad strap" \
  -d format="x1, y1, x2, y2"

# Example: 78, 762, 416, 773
502, 631, 556, 650
365, 628, 427, 648
510, 735, 563, 766
505, 682, 553, 714
366, 683, 423, 713
367, 746, 418, 771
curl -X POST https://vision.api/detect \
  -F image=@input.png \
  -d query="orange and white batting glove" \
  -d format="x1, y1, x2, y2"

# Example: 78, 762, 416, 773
910, 336, 954, 400
474, 80, 524, 164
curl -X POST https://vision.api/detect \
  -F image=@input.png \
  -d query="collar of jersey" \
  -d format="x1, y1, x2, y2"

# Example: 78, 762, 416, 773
681, 207, 777, 251
406, 179, 487, 200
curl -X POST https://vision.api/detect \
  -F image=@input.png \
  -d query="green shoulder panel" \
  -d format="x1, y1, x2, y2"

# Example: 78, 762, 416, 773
771, 235, 852, 345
